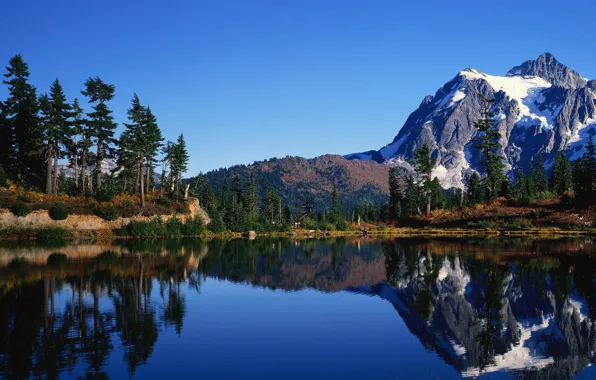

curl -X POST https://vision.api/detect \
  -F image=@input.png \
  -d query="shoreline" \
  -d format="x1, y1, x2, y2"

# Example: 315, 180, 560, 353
1, 225, 595, 243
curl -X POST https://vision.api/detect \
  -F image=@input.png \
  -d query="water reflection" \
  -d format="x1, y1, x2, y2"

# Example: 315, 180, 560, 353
1, 237, 596, 378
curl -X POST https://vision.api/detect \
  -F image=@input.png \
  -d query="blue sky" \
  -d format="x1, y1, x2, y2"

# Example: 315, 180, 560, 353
1, 0, 595, 175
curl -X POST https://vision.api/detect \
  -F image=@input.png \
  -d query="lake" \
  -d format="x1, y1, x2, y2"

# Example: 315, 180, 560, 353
1, 237, 596, 379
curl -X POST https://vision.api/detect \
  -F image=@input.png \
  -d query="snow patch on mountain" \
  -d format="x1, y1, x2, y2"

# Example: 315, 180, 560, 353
431, 151, 470, 188
461, 69, 556, 129
567, 118, 596, 161
436, 84, 467, 110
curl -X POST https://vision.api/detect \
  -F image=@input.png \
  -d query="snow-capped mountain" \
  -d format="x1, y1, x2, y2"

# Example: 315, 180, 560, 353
346, 53, 596, 188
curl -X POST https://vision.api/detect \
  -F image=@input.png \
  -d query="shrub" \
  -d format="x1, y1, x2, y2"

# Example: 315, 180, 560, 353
123, 220, 160, 237
10, 203, 31, 217
165, 217, 185, 236
465, 220, 496, 229
37, 227, 69, 244
49, 203, 68, 220
182, 216, 205, 236
318, 222, 336, 231
120, 216, 205, 237
88, 199, 99, 211
176, 205, 190, 215
16, 194, 31, 203
95, 188, 115, 202
0, 167, 9, 188
96, 204, 121, 221
335, 219, 349, 231
156, 197, 171, 207
501, 219, 534, 230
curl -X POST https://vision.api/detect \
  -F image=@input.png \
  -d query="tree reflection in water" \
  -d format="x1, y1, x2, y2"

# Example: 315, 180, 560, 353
1, 237, 596, 378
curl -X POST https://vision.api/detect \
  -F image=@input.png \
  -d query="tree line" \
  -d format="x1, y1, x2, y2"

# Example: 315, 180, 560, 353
360, 95, 593, 223
0, 54, 189, 206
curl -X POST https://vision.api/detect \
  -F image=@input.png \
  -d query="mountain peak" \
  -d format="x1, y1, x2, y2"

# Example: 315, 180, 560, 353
506, 52, 586, 89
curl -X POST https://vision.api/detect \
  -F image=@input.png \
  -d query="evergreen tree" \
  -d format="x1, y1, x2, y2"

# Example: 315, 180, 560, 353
244, 175, 259, 222
2, 54, 44, 186
511, 167, 528, 201
171, 134, 189, 197
283, 205, 292, 225
302, 196, 314, 219
430, 177, 446, 210
45, 78, 72, 194
413, 143, 436, 215
81, 77, 117, 191
119, 94, 148, 206
262, 183, 281, 225
143, 106, 163, 193
533, 154, 548, 195
162, 141, 175, 194
330, 183, 345, 224
551, 151, 573, 195
473, 95, 505, 203
69, 98, 85, 189
573, 135, 596, 204
38, 94, 53, 192
403, 176, 420, 216
232, 175, 243, 205
467, 172, 483, 206
0, 100, 10, 173
388, 167, 401, 219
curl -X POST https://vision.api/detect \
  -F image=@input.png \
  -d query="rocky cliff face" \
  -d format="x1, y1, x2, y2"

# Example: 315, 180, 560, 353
346, 53, 596, 189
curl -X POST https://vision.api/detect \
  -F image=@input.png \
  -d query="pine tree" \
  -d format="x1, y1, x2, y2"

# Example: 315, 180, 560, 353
511, 167, 527, 201
2, 54, 44, 186
0, 100, 10, 174
388, 167, 401, 219
162, 141, 175, 194
430, 177, 446, 210
551, 151, 573, 195
403, 176, 420, 216
232, 175, 244, 206
120, 94, 148, 206
44, 79, 72, 194
467, 172, 483, 206
143, 106, 163, 193
302, 196, 314, 219
171, 134, 189, 197
473, 95, 505, 203
573, 135, 596, 204
81, 77, 117, 191
413, 143, 436, 215
244, 174, 259, 222
70, 98, 85, 189
533, 154, 548, 195
330, 183, 343, 224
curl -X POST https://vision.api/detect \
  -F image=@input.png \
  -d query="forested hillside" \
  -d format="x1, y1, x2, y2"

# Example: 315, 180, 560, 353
201, 154, 391, 212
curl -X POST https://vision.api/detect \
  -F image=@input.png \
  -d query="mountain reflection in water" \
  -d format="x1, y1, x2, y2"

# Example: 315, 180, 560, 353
1, 237, 596, 379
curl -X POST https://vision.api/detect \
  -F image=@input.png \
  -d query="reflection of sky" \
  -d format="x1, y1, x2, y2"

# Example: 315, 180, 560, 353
57, 277, 462, 379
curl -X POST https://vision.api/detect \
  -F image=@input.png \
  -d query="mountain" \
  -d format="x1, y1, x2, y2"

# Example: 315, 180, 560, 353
346, 52, 596, 188
203, 154, 392, 211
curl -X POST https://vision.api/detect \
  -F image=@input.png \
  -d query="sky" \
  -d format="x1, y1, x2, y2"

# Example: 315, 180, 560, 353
1, 0, 596, 175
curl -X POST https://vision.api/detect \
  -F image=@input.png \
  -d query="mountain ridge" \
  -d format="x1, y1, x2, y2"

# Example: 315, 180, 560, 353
346, 52, 596, 188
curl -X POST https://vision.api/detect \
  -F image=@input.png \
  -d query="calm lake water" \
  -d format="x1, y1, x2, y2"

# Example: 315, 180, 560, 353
2, 237, 596, 379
